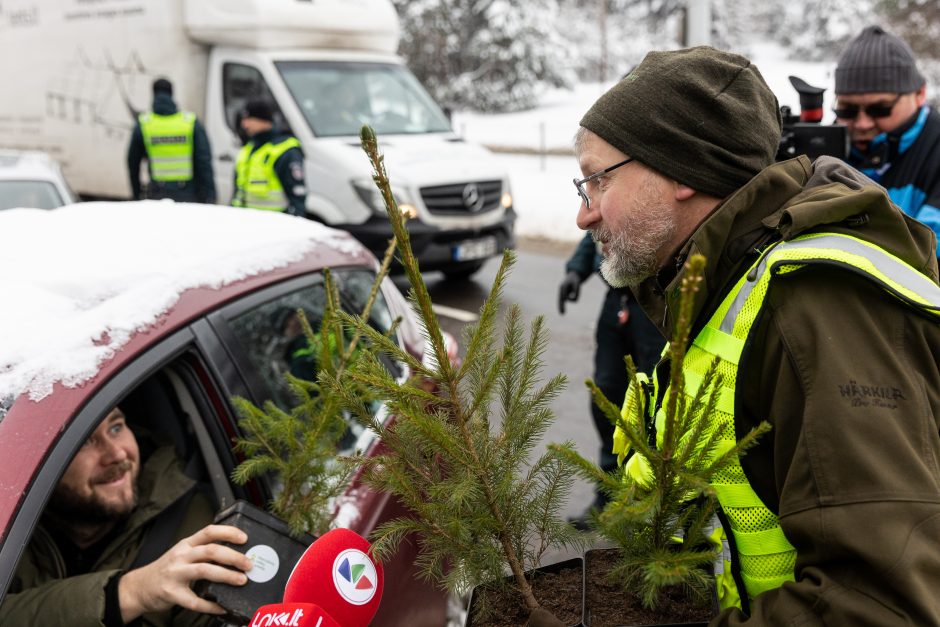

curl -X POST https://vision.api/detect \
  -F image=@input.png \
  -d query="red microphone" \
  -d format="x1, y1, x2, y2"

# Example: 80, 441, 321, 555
248, 602, 341, 627
281, 528, 384, 627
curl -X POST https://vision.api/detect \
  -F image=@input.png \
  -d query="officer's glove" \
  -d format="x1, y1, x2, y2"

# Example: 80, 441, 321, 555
557, 270, 582, 314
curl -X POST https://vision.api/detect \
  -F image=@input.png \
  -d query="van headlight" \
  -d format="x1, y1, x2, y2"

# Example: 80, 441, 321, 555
500, 179, 513, 209
352, 180, 418, 219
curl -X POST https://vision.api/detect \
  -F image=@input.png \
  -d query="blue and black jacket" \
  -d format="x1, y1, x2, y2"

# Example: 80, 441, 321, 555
849, 105, 940, 256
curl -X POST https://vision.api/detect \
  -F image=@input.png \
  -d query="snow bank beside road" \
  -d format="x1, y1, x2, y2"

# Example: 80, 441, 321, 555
498, 153, 584, 243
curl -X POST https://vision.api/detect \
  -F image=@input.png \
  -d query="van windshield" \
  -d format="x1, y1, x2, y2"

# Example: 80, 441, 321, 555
276, 61, 452, 137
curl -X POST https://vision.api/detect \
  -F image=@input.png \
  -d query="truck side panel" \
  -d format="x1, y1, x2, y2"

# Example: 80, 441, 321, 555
0, 0, 208, 199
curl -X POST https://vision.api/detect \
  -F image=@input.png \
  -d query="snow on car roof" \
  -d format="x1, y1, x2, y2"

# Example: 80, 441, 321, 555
0, 201, 364, 404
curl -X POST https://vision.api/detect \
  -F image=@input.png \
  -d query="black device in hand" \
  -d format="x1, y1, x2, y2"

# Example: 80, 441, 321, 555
195, 501, 316, 624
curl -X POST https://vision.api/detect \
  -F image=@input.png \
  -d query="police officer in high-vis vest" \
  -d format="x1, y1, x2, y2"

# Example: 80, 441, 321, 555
574, 47, 940, 623
232, 100, 306, 217
127, 78, 216, 203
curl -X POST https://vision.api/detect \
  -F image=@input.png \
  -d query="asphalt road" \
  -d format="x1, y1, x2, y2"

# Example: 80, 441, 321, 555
393, 238, 610, 562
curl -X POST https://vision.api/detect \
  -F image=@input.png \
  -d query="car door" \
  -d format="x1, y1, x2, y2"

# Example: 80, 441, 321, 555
0, 325, 251, 611
196, 266, 448, 626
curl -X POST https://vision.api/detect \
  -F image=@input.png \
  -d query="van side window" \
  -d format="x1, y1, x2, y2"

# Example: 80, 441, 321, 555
222, 63, 289, 135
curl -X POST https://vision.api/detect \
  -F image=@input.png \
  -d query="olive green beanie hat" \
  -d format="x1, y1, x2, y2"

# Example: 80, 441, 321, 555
580, 46, 782, 199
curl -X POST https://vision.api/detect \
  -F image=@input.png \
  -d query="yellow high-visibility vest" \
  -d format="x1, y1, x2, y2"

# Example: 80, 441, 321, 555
233, 137, 301, 211
139, 112, 195, 182
616, 232, 940, 611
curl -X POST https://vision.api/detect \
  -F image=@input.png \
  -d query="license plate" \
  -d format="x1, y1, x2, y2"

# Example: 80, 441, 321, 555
453, 236, 497, 261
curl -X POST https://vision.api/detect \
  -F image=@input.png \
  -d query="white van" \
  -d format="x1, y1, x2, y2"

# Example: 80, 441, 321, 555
0, 0, 515, 279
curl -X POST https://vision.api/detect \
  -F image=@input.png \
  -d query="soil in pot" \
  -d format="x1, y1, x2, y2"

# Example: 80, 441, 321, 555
467, 558, 584, 627
584, 548, 715, 627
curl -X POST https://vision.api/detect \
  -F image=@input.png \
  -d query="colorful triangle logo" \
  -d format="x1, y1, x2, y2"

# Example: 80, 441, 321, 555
339, 558, 352, 582
338, 557, 374, 589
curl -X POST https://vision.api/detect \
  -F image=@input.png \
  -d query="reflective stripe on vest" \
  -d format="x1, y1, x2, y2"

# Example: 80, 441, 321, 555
139, 112, 195, 182
616, 232, 940, 611
233, 137, 301, 211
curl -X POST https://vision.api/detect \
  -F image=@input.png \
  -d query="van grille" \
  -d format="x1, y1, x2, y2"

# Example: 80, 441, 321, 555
420, 180, 502, 215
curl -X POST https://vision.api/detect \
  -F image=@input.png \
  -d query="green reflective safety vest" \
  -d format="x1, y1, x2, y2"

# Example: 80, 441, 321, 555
615, 232, 940, 612
233, 137, 301, 212
139, 111, 196, 182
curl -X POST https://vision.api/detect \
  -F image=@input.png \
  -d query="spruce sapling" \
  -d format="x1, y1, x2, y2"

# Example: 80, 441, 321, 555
552, 254, 771, 610
321, 126, 583, 617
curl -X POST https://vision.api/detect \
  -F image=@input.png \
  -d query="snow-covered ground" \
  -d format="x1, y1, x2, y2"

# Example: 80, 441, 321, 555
454, 43, 837, 243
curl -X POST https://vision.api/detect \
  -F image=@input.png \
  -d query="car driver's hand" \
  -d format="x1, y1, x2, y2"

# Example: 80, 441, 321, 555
558, 271, 582, 314
118, 524, 252, 622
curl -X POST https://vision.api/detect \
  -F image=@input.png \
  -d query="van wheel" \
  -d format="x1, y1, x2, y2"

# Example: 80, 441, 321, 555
442, 261, 484, 281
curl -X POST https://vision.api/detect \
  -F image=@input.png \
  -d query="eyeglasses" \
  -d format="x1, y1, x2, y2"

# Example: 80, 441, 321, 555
573, 157, 633, 209
833, 94, 904, 120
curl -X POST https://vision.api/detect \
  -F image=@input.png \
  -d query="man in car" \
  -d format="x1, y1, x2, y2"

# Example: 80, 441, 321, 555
0, 406, 252, 626
834, 25, 940, 256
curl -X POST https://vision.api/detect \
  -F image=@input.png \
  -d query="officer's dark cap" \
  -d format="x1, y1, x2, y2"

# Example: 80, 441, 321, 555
243, 100, 275, 123
152, 78, 173, 96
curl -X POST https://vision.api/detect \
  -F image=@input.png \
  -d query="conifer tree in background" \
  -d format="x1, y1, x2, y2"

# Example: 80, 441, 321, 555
878, 0, 940, 106
231, 241, 399, 537
552, 255, 771, 610
392, 0, 920, 117
772, 0, 873, 60
321, 126, 583, 617
392, 0, 572, 112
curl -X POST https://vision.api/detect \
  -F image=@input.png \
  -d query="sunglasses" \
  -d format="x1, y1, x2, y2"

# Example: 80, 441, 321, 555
833, 94, 904, 120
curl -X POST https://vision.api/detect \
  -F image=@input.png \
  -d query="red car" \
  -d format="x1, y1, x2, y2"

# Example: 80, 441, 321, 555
0, 202, 452, 626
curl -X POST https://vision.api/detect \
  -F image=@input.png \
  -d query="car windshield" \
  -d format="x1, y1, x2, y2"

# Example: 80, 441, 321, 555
276, 61, 452, 137
0, 181, 63, 210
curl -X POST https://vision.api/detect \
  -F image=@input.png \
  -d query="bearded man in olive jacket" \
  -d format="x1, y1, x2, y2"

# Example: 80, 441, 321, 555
574, 47, 940, 624
0, 407, 252, 626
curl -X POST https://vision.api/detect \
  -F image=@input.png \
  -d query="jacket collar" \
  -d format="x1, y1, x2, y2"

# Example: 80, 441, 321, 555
634, 154, 937, 340
635, 157, 813, 339
850, 105, 929, 176
151, 93, 178, 117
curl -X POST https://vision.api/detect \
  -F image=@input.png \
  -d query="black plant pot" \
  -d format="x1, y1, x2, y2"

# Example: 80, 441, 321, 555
582, 548, 717, 627
465, 557, 585, 627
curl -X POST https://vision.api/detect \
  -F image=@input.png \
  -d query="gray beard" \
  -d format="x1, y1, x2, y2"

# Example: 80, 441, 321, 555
594, 203, 676, 288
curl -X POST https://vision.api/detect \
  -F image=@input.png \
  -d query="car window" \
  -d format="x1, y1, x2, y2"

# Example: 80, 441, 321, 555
0, 180, 63, 210
227, 268, 398, 452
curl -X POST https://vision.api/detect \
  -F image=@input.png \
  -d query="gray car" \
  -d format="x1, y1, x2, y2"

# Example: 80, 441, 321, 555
0, 150, 77, 210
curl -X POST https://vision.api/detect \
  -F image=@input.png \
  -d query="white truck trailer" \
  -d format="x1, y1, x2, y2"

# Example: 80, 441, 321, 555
0, 0, 515, 278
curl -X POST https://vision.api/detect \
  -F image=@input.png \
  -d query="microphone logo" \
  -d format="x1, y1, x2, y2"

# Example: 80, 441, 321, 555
249, 608, 305, 627
331, 548, 378, 605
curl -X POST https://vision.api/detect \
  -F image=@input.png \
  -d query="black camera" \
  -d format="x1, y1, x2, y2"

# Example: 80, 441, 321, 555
776, 76, 849, 162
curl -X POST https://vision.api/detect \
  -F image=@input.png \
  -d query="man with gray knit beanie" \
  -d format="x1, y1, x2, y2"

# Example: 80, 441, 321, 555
834, 25, 940, 257
574, 45, 940, 624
